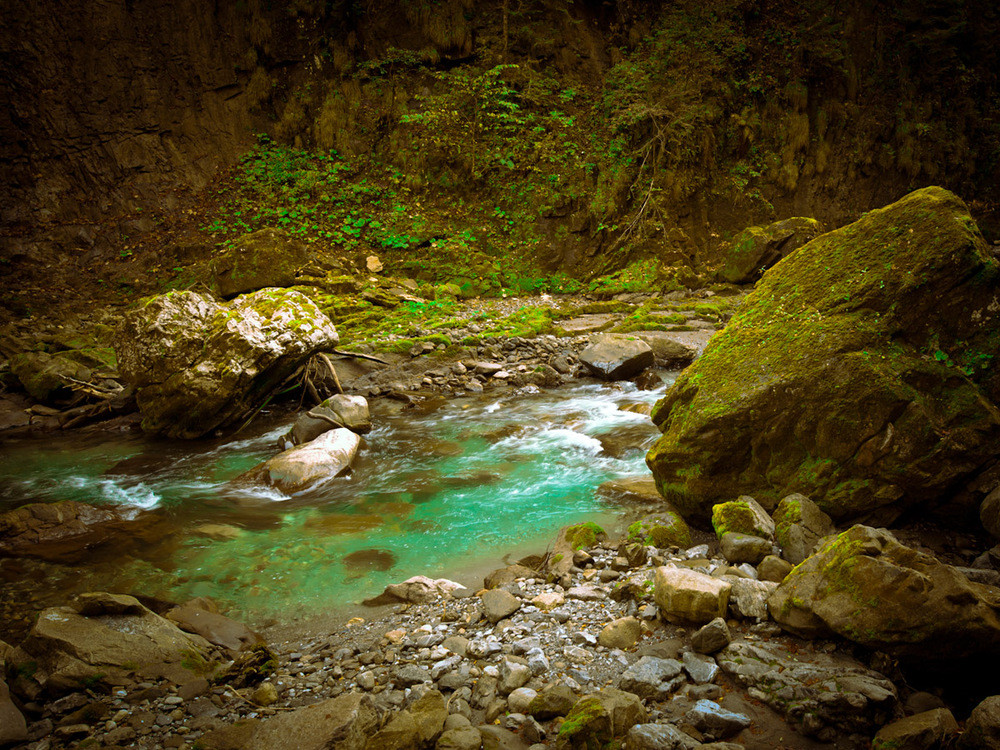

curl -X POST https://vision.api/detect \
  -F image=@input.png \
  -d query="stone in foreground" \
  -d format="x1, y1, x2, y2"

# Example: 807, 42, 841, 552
872, 708, 959, 750
18, 593, 213, 692
647, 187, 1000, 523
959, 695, 1000, 749
116, 289, 339, 438
198, 692, 377, 750
684, 700, 751, 740
654, 566, 731, 624
768, 525, 1000, 662
718, 640, 896, 736
579, 334, 654, 380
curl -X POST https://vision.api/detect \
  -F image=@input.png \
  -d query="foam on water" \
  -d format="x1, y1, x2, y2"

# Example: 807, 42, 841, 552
0, 374, 677, 623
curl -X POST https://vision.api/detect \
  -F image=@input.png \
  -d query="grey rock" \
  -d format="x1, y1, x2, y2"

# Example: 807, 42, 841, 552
717, 641, 896, 735
499, 658, 531, 695
478, 724, 532, 750
619, 656, 684, 700
683, 700, 751, 739
681, 652, 719, 684
395, 664, 431, 687
481, 589, 521, 624
773, 494, 836, 565
625, 723, 700, 750
960, 695, 1000, 749
757, 555, 793, 583
726, 578, 777, 622
436, 726, 482, 750
579, 335, 655, 380
874, 708, 959, 750
719, 533, 772, 565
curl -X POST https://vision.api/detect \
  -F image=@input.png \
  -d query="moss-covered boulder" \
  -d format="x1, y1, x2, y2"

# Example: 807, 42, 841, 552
647, 187, 1000, 523
626, 511, 692, 548
710, 496, 774, 539
717, 216, 824, 285
212, 228, 312, 298
10, 351, 94, 403
768, 525, 1000, 662
115, 289, 338, 439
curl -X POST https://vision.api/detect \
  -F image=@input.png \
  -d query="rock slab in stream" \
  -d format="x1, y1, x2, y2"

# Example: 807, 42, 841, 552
115, 288, 338, 439
647, 187, 1000, 524
579, 334, 654, 380
768, 525, 1000, 662
0, 500, 161, 563
240, 428, 361, 493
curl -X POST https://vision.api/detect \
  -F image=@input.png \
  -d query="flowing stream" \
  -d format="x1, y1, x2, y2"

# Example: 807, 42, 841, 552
0, 375, 674, 632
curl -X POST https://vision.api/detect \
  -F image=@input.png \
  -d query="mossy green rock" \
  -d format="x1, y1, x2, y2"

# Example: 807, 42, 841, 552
647, 187, 1000, 523
627, 512, 692, 549
10, 351, 93, 403
768, 525, 1000, 661
211, 228, 314, 299
115, 289, 338, 439
710, 497, 774, 539
718, 216, 824, 284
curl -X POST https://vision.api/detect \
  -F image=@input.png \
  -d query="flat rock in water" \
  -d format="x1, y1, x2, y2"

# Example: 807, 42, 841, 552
239, 428, 361, 494
579, 334, 654, 380
0, 500, 161, 563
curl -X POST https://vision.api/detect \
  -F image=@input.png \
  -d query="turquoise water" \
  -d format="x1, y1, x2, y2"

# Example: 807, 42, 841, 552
0, 377, 673, 625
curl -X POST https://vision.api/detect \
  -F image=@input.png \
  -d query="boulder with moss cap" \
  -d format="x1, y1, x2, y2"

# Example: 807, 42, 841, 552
115, 288, 338, 439
647, 187, 1000, 524
768, 525, 1000, 663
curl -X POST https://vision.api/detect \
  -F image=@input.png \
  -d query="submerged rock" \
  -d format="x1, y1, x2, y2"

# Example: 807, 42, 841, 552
0, 500, 162, 563
240, 428, 361, 493
647, 187, 1000, 523
116, 288, 338, 439
363, 575, 468, 606
768, 525, 1000, 662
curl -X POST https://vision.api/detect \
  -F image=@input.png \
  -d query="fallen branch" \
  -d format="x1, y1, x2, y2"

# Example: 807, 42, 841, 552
304, 410, 346, 430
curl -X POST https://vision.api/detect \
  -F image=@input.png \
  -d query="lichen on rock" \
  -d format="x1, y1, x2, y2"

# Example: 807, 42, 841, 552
115, 288, 339, 438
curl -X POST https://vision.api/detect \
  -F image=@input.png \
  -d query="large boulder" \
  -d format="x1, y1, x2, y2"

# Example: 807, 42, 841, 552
717, 216, 824, 284
116, 289, 338, 438
647, 187, 1000, 523
17, 593, 214, 692
653, 566, 731, 624
768, 525, 1000, 662
579, 334, 654, 380
239, 428, 361, 493
212, 228, 312, 298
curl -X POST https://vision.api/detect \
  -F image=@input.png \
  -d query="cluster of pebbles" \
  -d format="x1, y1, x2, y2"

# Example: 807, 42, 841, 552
10, 536, 945, 750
